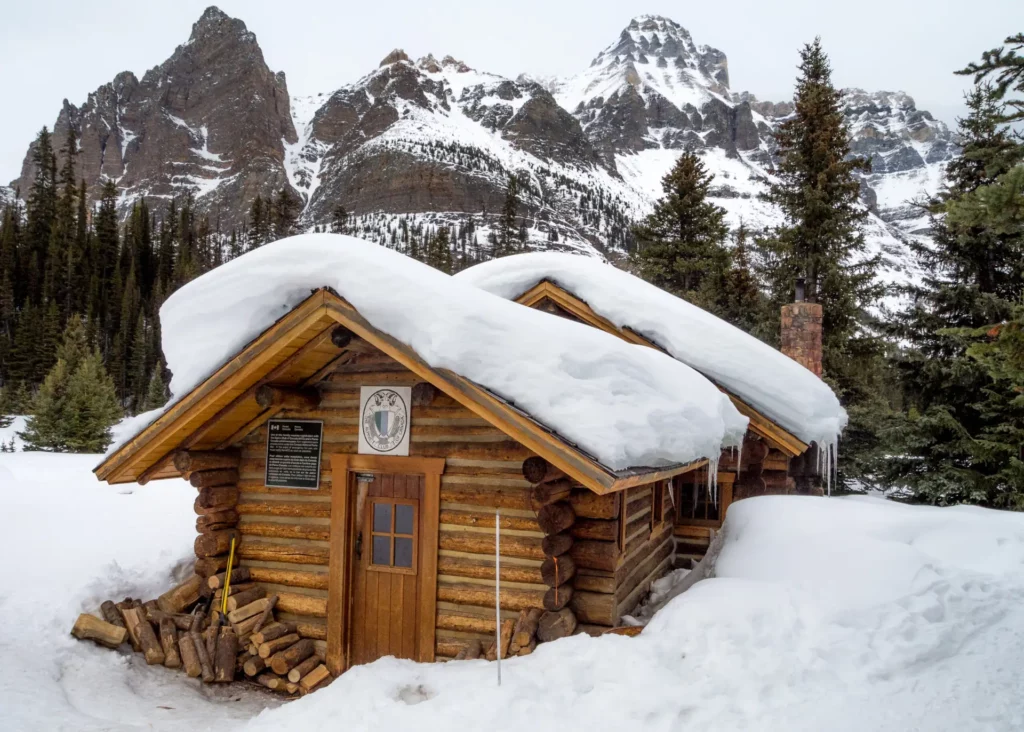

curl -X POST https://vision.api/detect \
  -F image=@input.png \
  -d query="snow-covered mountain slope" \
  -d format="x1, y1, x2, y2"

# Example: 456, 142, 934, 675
11, 8, 956, 282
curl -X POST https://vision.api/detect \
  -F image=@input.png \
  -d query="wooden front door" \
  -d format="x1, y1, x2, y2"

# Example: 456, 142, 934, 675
327, 454, 443, 676
349, 472, 424, 665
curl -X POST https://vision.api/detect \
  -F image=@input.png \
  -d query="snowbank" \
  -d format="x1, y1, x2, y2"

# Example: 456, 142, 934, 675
455, 252, 848, 449
4, 452, 1023, 731
123, 234, 749, 471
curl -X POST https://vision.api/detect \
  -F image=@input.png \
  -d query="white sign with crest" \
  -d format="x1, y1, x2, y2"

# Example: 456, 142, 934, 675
358, 386, 412, 456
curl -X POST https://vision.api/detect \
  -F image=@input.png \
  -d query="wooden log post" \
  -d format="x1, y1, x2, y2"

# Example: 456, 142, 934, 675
71, 614, 127, 648
536, 495, 578, 645
159, 618, 182, 668
192, 630, 215, 683
179, 633, 202, 678
214, 628, 238, 682
255, 385, 321, 411
123, 608, 165, 665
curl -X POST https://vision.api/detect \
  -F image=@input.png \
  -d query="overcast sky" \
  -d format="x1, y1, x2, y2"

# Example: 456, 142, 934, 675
2, 0, 1020, 182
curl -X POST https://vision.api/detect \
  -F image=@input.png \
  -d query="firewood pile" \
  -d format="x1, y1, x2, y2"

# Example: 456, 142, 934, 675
70, 568, 332, 697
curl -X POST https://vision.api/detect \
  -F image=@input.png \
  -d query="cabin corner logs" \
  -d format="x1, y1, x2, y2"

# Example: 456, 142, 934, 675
74, 332, 814, 690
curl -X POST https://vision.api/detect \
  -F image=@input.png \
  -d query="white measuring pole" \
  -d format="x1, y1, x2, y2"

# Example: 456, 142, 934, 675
495, 508, 502, 686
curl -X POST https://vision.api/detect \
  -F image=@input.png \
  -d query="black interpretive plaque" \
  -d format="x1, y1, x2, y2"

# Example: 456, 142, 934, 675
265, 419, 323, 489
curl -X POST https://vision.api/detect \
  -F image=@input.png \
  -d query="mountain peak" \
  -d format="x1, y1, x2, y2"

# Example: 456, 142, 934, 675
190, 6, 250, 43
380, 48, 411, 67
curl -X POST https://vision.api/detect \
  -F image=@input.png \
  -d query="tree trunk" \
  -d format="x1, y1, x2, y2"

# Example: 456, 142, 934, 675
70, 614, 127, 649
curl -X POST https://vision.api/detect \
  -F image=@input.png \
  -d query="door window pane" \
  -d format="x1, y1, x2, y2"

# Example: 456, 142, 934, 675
373, 502, 392, 533
394, 537, 414, 568
372, 535, 391, 566
395, 504, 414, 535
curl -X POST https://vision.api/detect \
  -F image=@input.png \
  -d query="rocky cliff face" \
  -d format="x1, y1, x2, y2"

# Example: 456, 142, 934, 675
11, 7, 296, 230
11, 7, 956, 273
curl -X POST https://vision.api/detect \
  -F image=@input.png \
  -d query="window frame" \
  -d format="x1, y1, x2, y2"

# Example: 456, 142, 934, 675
366, 496, 419, 576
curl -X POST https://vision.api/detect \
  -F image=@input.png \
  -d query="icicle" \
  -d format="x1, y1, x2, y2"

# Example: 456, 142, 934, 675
708, 455, 719, 508
735, 440, 743, 482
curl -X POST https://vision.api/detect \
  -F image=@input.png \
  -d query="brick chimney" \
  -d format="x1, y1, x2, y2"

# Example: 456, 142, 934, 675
781, 278, 823, 377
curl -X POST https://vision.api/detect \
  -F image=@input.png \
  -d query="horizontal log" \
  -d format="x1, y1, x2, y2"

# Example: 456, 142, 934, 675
411, 381, 437, 406
238, 539, 330, 566
437, 555, 543, 585
541, 532, 573, 557
541, 555, 576, 588
573, 572, 616, 594
569, 491, 619, 520
521, 457, 566, 485
239, 521, 330, 542
288, 655, 321, 684
256, 385, 322, 411
236, 500, 331, 519
299, 664, 331, 694
276, 592, 328, 618
195, 556, 230, 578
453, 639, 483, 661
243, 655, 267, 677
259, 634, 301, 659
190, 469, 240, 489
572, 590, 616, 626
156, 575, 203, 614
531, 480, 573, 508
437, 583, 545, 611
570, 539, 620, 572
269, 639, 316, 675
537, 503, 575, 536
195, 485, 239, 512
436, 610, 497, 635
174, 449, 241, 473
194, 529, 240, 559
543, 584, 574, 612
250, 622, 298, 647
71, 613, 127, 648
247, 567, 329, 591
226, 587, 266, 612
228, 597, 272, 625
415, 442, 531, 462
537, 608, 576, 642
571, 518, 618, 542
196, 510, 240, 533
439, 531, 544, 561
438, 509, 538, 533
207, 567, 251, 590
436, 637, 466, 660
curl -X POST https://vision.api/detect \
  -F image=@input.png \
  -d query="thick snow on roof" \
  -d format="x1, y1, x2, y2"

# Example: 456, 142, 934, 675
455, 252, 847, 449
143, 235, 748, 471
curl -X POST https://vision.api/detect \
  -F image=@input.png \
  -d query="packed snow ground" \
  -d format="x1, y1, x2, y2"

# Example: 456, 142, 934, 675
2, 450, 1023, 731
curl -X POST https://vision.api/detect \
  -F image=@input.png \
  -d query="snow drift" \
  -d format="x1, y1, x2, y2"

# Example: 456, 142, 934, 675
115, 234, 749, 471
456, 252, 848, 450
5, 450, 1022, 731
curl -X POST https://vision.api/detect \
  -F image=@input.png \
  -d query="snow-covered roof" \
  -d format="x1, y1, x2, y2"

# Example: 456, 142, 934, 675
125, 235, 748, 472
455, 252, 847, 451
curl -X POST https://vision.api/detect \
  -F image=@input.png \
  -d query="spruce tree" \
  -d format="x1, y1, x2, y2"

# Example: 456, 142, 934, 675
959, 33, 1024, 122
25, 127, 57, 303
143, 362, 169, 411
273, 187, 302, 240
331, 204, 349, 234
630, 151, 730, 305
496, 175, 522, 257
886, 84, 1024, 504
714, 223, 765, 334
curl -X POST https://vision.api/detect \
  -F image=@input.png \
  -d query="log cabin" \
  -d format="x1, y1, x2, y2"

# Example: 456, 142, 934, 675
455, 252, 847, 562
94, 235, 755, 677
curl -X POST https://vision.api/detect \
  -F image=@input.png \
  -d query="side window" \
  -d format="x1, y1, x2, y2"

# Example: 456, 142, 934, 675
652, 480, 666, 525
368, 498, 418, 573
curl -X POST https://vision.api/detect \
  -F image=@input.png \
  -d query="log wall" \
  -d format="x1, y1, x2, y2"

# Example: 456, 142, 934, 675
203, 344, 681, 660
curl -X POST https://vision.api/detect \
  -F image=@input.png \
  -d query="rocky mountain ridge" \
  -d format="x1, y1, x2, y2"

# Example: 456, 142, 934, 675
9, 8, 956, 278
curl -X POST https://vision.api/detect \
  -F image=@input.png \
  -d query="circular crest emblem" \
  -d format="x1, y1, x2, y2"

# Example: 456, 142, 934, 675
361, 388, 408, 452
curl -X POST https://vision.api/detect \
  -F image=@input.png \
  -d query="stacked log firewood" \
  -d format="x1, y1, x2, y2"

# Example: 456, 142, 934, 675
70, 569, 332, 697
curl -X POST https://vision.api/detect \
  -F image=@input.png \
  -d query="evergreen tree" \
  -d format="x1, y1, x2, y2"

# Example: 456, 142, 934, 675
630, 151, 730, 306
886, 84, 1024, 504
143, 361, 169, 411
273, 187, 302, 240
91, 181, 120, 331
0, 386, 13, 428
495, 175, 522, 257
958, 33, 1024, 122
249, 195, 270, 249
331, 204, 349, 234
20, 315, 120, 452
43, 125, 78, 314
714, 223, 765, 333
25, 127, 57, 303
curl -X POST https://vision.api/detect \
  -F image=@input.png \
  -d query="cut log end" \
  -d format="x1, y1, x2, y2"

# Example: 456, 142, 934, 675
71, 614, 127, 649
